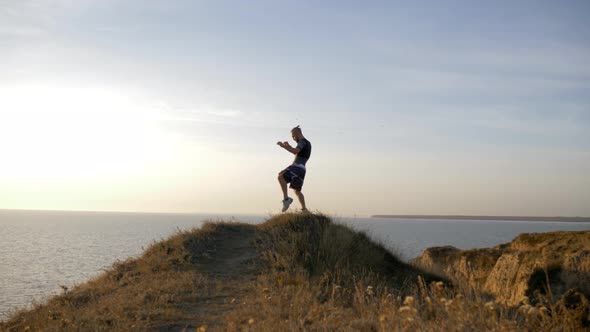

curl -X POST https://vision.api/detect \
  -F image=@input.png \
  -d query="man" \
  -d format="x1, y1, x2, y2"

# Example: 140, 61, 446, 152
277, 125, 312, 212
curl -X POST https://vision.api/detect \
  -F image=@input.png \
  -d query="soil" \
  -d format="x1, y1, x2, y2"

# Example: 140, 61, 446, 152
160, 225, 261, 331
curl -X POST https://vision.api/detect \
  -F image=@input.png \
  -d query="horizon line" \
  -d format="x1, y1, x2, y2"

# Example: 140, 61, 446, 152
372, 214, 590, 222
1, 208, 588, 220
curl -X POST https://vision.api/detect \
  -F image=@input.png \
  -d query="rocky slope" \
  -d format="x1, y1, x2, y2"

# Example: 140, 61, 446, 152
414, 230, 590, 306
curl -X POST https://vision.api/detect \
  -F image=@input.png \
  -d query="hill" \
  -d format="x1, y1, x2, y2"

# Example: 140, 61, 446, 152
1, 213, 588, 331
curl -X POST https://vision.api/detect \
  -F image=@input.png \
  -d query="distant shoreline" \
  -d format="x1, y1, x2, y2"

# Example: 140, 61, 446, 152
371, 215, 590, 222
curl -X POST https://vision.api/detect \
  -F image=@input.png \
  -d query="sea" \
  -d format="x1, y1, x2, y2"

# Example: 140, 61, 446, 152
1, 209, 589, 320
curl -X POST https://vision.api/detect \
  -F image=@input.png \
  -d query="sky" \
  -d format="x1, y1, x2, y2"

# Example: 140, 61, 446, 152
1, 0, 589, 216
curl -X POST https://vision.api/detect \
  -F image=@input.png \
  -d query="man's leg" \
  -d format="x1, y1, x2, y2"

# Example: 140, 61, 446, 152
278, 171, 289, 200
294, 190, 306, 211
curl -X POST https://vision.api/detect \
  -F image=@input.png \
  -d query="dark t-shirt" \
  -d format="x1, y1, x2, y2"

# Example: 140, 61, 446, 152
293, 138, 312, 166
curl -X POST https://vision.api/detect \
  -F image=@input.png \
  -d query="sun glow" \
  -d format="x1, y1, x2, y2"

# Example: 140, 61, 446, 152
0, 83, 175, 185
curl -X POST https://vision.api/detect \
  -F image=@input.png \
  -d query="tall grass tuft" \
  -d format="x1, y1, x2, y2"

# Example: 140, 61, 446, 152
257, 213, 442, 292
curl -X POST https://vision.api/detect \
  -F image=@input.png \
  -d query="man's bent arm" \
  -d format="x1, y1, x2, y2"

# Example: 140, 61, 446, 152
277, 142, 300, 155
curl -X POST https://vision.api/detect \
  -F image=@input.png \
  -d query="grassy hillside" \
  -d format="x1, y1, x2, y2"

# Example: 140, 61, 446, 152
1, 213, 587, 331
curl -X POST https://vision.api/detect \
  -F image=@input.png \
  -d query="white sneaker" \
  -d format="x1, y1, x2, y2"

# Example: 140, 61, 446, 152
281, 197, 294, 212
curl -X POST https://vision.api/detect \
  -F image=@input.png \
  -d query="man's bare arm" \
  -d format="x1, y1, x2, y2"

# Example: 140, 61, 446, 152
276, 141, 300, 155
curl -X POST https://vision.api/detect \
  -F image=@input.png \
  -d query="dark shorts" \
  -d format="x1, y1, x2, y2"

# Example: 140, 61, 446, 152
280, 165, 306, 191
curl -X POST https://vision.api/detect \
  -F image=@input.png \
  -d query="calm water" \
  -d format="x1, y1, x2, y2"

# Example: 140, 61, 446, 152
1, 209, 589, 320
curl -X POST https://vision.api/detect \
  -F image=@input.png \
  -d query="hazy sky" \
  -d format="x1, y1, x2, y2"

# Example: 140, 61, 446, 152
1, 1, 589, 216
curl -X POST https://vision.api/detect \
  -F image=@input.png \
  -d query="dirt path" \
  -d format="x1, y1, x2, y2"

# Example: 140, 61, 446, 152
198, 225, 260, 278
161, 224, 261, 331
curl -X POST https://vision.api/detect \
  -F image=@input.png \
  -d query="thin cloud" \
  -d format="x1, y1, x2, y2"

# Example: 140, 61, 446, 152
0, 0, 94, 38
151, 102, 244, 126
381, 67, 581, 98
398, 108, 590, 138
205, 109, 241, 117
0, 26, 47, 37
366, 39, 590, 82
95, 25, 145, 33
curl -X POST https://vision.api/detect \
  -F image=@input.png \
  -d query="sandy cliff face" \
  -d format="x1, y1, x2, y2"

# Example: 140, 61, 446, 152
414, 231, 590, 306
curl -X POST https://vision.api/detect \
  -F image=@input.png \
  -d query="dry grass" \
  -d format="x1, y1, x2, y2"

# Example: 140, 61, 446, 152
0, 222, 258, 331
223, 271, 590, 331
223, 213, 589, 331
2, 213, 588, 331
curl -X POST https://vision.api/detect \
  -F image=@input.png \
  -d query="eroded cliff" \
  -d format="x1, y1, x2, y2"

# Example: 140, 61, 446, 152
414, 231, 590, 306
